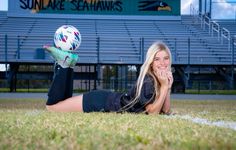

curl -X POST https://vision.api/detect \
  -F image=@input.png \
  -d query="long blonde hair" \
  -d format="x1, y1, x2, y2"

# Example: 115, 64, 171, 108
121, 41, 172, 111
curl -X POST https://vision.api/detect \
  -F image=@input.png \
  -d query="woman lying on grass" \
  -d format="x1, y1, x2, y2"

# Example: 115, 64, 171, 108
43, 41, 173, 114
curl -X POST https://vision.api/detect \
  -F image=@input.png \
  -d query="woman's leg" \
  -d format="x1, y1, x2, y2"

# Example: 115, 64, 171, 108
44, 46, 82, 112
46, 65, 74, 105
46, 66, 83, 112
64, 65, 74, 99
46, 95, 83, 112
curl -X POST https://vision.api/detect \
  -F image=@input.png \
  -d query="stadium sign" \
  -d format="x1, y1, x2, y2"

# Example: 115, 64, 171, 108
9, 0, 180, 20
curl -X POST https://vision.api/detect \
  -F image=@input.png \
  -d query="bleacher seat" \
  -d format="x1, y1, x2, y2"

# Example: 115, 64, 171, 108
0, 11, 235, 65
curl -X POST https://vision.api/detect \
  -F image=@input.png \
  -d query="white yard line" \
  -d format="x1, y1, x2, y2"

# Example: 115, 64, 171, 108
25, 110, 44, 116
165, 115, 236, 131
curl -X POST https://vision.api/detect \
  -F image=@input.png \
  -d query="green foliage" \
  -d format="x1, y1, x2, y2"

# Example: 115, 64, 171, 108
0, 99, 235, 150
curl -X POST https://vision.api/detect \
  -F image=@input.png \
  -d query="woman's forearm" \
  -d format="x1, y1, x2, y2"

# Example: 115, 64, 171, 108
161, 89, 171, 114
146, 86, 169, 114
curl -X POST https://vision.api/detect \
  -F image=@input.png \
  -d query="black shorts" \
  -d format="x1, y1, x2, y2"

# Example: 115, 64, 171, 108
82, 90, 112, 112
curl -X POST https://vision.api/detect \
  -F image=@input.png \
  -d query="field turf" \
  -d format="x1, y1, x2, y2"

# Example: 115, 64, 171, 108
0, 98, 235, 150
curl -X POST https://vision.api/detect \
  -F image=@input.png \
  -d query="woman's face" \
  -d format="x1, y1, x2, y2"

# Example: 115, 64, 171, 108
151, 50, 170, 72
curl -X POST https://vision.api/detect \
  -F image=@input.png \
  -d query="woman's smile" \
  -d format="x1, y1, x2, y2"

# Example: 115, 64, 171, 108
152, 50, 170, 72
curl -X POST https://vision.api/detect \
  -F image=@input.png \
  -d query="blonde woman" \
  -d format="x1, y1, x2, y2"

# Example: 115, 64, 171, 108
44, 41, 173, 114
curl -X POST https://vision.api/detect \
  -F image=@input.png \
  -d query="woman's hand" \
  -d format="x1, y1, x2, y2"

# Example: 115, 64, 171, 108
154, 69, 169, 88
166, 71, 173, 89
154, 67, 173, 89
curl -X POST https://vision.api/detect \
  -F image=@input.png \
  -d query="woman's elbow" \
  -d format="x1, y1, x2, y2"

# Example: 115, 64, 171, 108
147, 110, 161, 115
145, 105, 161, 115
146, 107, 161, 115
162, 107, 171, 114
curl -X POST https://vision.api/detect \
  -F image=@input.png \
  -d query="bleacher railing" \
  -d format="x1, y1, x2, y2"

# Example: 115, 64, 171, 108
190, 4, 233, 52
211, 21, 220, 40
1, 34, 235, 65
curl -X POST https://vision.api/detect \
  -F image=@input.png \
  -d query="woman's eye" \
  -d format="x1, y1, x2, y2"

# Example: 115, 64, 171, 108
164, 57, 169, 60
154, 58, 159, 61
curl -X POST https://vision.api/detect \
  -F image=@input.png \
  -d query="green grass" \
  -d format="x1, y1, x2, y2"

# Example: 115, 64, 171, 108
185, 89, 236, 95
0, 88, 87, 93
0, 99, 235, 150
0, 88, 49, 93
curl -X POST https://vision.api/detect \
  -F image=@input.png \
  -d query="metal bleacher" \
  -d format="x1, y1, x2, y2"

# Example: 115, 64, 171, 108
0, 11, 235, 65
0, 11, 236, 91
217, 21, 236, 36
181, 15, 235, 65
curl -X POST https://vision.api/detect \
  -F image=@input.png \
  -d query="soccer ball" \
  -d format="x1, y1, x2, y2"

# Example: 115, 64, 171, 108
54, 25, 81, 51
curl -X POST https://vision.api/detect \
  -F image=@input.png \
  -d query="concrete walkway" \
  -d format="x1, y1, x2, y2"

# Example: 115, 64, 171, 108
0, 93, 236, 100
